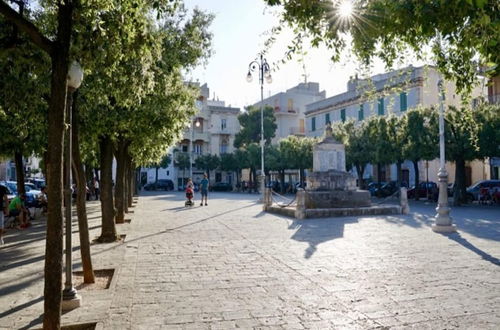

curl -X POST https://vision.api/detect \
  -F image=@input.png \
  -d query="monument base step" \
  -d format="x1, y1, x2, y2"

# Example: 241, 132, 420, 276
266, 205, 401, 219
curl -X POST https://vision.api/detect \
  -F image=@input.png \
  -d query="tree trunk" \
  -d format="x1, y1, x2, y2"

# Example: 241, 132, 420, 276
123, 157, 129, 213
412, 160, 420, 200
299, 168, 305, 188
155, 167, 159, 183
97, 136, 117, 242
71, 90, 94, 283
134, 167, 140, 196
355, 164, 365, 189
377, 163, 382, 184
279, 170, 285, 193
396, 160, 402, 189
42, 2, 74, 328
14, 150, 26, 194
114, 137, 127, 224
454, 158, 466, 205
127, 160, 134, 207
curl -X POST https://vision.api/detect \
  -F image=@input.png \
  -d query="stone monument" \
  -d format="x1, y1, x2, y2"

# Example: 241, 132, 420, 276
305, 123, 371, 208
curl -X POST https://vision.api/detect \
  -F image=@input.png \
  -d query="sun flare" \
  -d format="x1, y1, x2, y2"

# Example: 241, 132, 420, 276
338, 0, 353, 18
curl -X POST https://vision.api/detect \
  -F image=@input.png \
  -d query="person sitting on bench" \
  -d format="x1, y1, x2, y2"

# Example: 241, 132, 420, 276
8, 193, 29, 229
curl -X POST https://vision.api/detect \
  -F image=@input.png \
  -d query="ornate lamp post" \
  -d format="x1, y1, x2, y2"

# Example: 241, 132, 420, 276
62, 61, 83, 310
189, 118, 201, 179
247, 53, 272, 202
432, 79, 456, 233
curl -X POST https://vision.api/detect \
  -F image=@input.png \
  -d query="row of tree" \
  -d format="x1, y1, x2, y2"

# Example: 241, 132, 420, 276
0, 1, 213, 328
332, 104, 499, 205
178, 103, 499, 206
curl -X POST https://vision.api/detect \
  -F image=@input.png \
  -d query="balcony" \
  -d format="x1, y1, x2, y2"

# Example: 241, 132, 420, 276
290, 127, 305, 135
488, 93, 500, 104
193, 131, 210, 141
183, 131, 210, 142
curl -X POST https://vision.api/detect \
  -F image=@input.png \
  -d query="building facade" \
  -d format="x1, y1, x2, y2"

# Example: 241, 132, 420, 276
305, 65, 488, 186
141, 83, 241, 189
252, 82, 326, 144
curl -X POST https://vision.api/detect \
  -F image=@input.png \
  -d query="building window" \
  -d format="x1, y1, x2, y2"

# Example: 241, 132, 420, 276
220, 144, 228, 154
167, 171, 169, 176
358, 104, 364, 121
287, 99, 294, 111
377, 97, 384, 115
400, 92, 407, 112
194, 144, 202, 155
325, 113, 330, 125
182, 145, 188, 152
311, 117, 316, 131
221, 119, 227, 130
340, 109, 346, 122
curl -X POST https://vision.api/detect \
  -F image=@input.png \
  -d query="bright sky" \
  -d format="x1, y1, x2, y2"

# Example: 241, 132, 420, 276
183, 0, 423, 109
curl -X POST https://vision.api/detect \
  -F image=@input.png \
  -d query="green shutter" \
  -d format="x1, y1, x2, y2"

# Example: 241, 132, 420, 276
312, 117, 316, 131
340, 109, 346, 122
378, 98, 384, 115
400, 92, 407, 112
358, 104, 364, 121
325, 113, 330, 125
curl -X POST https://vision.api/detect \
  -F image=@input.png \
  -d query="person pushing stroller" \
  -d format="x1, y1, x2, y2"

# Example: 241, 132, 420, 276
185, 179, 195, 207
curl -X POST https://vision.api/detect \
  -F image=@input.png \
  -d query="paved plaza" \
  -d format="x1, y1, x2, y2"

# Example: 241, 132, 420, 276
0, 191, 499, 329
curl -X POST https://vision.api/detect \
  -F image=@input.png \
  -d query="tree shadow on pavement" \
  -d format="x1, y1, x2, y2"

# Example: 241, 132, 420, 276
0, 296, 43, 320
86, 203, 258, 258
443, 232, 500, 266
289, 218, 358, 259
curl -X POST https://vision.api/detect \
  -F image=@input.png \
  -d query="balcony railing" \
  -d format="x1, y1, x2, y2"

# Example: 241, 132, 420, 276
488, 93, 500, 104
290, 127, 305, 135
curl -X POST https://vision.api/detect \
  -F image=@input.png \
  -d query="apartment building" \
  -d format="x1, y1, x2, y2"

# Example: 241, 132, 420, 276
305, 65, 488, 186
252, 82, 326, 144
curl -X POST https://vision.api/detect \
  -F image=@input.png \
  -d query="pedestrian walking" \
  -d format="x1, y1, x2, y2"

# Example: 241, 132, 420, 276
200, 174, 209, 206
93, 178, 100, 200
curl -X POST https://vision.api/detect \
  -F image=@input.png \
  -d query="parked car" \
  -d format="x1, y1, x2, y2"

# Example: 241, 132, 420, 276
144, 179, 174, 191
407, 181, 438, 199
368, 182, 386, 196
466, 180, 500, 202
209, 182, 233, 192
374, 181, 399, 198
0, 183, 16, 204
27, 178, 46, 189
0, 181, 42, 207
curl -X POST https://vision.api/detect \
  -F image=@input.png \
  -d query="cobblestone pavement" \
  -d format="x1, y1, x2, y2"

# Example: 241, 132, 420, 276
1, 192, 499, 329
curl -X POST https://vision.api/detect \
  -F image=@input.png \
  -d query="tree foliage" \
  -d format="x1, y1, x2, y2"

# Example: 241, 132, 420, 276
234, 105, 277, 148
264, 0, 499, 94
194, 154, 220, 179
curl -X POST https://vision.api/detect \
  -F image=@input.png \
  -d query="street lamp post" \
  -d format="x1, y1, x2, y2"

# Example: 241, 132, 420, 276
432, 79, 456, 233
62, 61, 84, 310
247, 53, 272, 202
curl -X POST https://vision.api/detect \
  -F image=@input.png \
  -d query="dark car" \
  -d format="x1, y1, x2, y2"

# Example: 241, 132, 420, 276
407, 181, 438, 199
27, 178, 46, 189
466, 180, 500, 202
0, 181, 41, 207
368, 182, 386, 196
0, 183, 15, 204
209, 182, 233, 192
144, 179, 174, 191
374, 181, 399, 198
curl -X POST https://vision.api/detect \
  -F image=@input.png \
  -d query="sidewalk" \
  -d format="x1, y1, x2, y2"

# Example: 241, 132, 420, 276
1, 192, 499, 329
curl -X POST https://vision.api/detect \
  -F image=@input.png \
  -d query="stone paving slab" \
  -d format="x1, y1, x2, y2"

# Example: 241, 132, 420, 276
0, 192, 499, 329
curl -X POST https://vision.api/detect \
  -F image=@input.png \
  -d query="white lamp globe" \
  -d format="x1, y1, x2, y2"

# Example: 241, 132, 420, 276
67, 61, 84, 89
